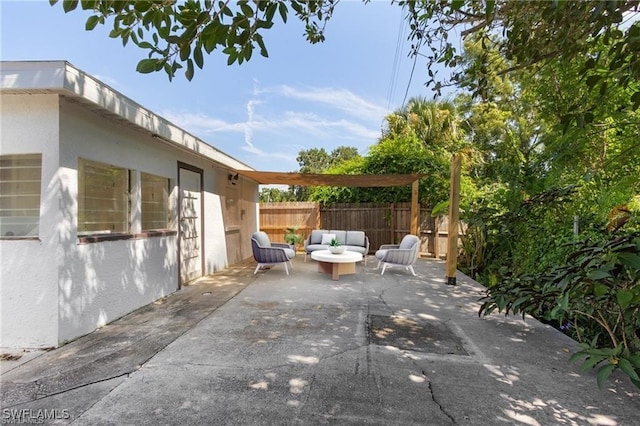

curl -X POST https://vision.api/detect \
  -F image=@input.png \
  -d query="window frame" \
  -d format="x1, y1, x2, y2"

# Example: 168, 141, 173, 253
77, 158, 176, 244
0, 153, 42, 239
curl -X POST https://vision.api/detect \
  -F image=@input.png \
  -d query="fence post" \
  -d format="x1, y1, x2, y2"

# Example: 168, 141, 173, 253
411, 179, 419, 236
390, 202, 395, 243
446, 154, 461, 285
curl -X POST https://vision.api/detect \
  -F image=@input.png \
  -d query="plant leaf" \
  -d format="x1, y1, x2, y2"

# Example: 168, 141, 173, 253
596, 363, 616, 388
616, 290, 633, 308
618, 358, 640, 381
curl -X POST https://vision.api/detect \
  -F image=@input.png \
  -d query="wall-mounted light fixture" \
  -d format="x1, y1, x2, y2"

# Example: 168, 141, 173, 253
228, 173, 239, 185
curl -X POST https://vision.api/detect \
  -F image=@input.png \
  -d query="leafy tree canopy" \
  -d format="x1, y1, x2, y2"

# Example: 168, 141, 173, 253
50, 0, 339, 81
403, 0, 640, 110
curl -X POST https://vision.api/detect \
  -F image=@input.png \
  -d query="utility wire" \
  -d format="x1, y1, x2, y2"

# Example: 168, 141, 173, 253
386, 7, 406, 112
402, 50, 418, 107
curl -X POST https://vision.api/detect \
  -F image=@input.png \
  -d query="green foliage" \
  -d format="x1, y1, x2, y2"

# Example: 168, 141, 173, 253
479, 231, 640, 388
402, 0, 640, 114
307, 133, 451, 206
259, 187, 294, 202
292, 146, 361, 201
308, 98, 462, 206
50, 0, 337, 81
283, 226, 303, 246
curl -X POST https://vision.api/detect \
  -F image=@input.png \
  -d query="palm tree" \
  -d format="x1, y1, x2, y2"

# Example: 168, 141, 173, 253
385, 97, 460, 149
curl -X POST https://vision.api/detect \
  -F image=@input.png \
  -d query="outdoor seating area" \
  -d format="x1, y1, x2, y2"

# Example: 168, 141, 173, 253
258, 231, 421, 279
304, 229, 370, 262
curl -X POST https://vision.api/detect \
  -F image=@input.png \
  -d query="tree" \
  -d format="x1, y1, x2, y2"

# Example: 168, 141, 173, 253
309, 115, 456, 206
50, 0, 338, 81
402, 1, 640, 111
385, 96, 459, 150
292, 146, 360, 201
259, 186, 294, 202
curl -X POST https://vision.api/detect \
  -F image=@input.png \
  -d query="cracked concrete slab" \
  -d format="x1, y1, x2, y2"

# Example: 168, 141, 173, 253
1, 257, 639, 425
368, 314, 469, 355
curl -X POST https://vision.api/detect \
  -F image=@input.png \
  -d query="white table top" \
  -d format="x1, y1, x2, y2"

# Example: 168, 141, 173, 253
311, 250, 363, 263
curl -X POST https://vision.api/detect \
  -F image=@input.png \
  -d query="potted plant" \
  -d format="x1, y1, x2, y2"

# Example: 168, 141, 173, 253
328, 237, 345, 254
284, 226, 303, 251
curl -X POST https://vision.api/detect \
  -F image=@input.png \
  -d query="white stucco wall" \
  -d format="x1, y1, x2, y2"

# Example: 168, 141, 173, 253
1, 62, 260, 348
56, 98, 181, 343
203, 180, 229, 274
0, 94, 60, 348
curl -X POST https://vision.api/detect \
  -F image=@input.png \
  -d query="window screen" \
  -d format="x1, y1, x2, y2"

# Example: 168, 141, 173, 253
78, 158, 129, 234
141, 172, 169, 231
0, 154, 42, 237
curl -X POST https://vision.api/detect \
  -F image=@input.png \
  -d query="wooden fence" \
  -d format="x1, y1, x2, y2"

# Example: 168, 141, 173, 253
259, 202, 459, 258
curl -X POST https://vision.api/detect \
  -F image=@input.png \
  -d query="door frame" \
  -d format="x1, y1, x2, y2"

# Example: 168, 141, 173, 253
177, 161, 204, 288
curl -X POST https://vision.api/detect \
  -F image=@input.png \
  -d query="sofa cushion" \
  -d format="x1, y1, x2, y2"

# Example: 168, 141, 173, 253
306, 244, 327, 253
321, 233, 336, 245
374, 249, 388, 260
345, 245, 367, 255
346, 231, 366, 247
329, 230, 347, 245
283, 247, 296, 260
310, 229, 328, 244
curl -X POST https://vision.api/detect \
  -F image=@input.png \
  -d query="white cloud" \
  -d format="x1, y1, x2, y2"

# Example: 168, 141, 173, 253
161, 111, 244, 133
260, 84, 388, 122
160, 83, 386, 171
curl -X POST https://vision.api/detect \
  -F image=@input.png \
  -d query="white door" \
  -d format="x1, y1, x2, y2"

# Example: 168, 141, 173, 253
179, 166, 203, 285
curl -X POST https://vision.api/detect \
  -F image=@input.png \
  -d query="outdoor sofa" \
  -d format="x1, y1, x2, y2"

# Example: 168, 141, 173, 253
304, 229, 370, 263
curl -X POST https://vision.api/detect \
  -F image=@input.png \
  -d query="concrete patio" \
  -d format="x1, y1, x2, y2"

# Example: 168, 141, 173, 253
1, 256, 639, 425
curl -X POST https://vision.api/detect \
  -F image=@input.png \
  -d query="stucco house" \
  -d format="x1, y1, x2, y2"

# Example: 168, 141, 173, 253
0, 61, 259, 349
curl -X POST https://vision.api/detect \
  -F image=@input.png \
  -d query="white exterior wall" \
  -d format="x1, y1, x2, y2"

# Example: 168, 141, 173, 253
0, 94, 60, 348
56, 98, 182, 343
203, 167, 230, 274
1, 62, 260, 348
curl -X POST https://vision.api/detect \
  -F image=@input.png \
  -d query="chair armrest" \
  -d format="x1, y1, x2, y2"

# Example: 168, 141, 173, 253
381, 248, 416, 265
271, 242, 290, 249
364, 236, 370, 253
256, 246, 289, 263
379, 244, 400, 250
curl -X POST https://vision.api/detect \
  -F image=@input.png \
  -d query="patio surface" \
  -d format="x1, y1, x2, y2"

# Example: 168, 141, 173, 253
1, 256, 639, 425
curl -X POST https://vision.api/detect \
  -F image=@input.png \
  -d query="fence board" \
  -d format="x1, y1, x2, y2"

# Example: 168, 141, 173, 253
259, 202, 460, 258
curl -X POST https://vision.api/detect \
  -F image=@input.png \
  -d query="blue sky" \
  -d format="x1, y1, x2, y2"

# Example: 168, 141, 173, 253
1, 0, 450, 172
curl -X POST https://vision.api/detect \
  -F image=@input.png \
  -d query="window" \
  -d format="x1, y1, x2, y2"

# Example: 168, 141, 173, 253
141, 172, 169, 231
78, 158, 129, 234
0, 154, 42, 237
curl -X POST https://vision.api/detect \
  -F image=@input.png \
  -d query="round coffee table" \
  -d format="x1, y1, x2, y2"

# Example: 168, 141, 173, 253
310, 250, 363, 281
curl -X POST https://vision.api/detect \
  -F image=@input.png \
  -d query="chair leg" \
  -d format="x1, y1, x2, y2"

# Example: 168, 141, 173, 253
254, 264, 262, 275
376, 260, 381, 270
408, 265, 416, 276
283, 262, 289, 275
381, 263, 388, 275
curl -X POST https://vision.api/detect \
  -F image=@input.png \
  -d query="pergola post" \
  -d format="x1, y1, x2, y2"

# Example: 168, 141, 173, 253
411, 179, 419, 236
446, 154, 461, 285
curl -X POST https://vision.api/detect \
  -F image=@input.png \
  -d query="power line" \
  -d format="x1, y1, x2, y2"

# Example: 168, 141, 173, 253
386, 7, 406, 112
402, 50, 418, 107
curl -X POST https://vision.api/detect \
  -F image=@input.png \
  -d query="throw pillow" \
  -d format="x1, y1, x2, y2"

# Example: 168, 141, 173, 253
321, 233, 336, 245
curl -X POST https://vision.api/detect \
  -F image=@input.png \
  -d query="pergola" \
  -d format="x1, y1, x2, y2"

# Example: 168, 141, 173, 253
235, 162, 462, 286
234, 170, 423, 234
